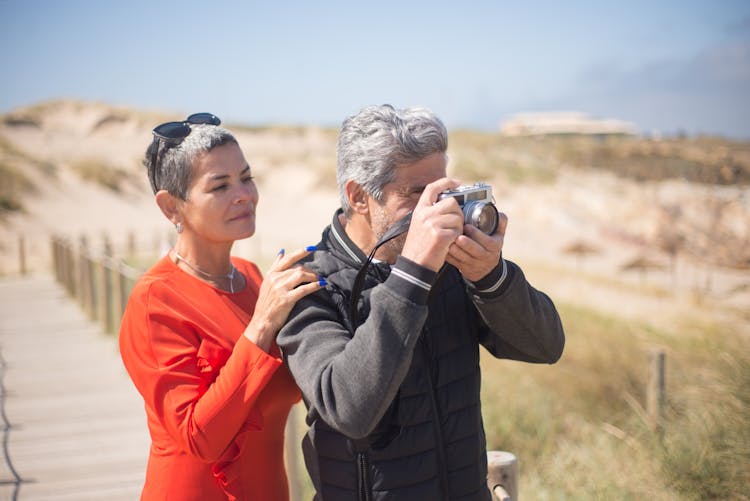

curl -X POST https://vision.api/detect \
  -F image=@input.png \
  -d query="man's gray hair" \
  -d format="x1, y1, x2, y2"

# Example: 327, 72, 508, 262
336, 104, 448, 216
145, 124, 238, 200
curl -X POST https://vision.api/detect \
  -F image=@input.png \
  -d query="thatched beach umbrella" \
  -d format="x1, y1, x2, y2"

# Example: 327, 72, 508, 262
620, 254, 667, 284
562, 239, 602, 271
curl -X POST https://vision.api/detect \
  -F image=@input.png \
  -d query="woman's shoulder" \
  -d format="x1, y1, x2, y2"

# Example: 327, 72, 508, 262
133, 253, 177, 284
129, 254, 193, 304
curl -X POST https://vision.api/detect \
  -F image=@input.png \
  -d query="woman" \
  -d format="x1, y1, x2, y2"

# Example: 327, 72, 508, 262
119, 113, 323, 500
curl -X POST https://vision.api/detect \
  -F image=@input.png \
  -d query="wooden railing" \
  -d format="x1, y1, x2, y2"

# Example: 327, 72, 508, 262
50, 235, 142, 335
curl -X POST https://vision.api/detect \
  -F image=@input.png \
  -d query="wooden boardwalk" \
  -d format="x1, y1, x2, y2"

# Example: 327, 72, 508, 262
0, 274, 149, 500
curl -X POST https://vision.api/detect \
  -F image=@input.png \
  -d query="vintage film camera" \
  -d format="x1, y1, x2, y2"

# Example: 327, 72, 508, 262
438, 182, 499, 235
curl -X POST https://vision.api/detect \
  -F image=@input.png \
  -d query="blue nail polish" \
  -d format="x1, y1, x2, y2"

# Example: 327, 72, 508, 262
305, 245, 317, 252
277, 248, 285, 256
318, 275, 327, 287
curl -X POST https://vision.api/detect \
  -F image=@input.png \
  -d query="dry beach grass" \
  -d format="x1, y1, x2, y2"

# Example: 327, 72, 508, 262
1, 100, 748, 499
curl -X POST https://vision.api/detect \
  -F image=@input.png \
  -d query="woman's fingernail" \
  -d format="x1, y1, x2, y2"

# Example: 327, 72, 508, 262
318, 275, 327, 287
305, 245, 317, 252
277, 248, 285, 256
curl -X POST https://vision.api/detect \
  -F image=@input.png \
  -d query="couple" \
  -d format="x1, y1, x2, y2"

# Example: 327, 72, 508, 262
119, 104, 565, 500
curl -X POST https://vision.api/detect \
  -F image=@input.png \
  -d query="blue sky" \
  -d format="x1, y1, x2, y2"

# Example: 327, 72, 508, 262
1, 0, 749, 138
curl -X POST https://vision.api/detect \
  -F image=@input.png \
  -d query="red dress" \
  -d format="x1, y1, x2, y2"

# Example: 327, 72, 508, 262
119, 255, 300, 500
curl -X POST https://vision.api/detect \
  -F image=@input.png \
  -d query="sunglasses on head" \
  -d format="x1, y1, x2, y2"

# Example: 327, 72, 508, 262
148, 112, 221, 192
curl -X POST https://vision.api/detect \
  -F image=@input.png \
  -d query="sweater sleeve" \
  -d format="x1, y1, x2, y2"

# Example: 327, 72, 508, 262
467, 259, 565, 363
119, 281, 281, 462
277, 256, 436, 439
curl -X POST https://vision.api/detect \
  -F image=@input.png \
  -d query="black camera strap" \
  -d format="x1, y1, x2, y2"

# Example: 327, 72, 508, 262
349, 211, 413, 329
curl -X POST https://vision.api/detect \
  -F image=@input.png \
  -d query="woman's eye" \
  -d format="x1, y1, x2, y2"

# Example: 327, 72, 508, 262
242, 176, 255, 184
212, 184, 228, 192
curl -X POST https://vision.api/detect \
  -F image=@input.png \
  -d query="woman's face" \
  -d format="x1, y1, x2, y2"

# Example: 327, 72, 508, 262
178, 142, 259, 244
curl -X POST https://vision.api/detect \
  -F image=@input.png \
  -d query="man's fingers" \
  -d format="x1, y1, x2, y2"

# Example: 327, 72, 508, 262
496, 211, 509, 236
446, 242, 472, 263
418, 178, 460, 207
449, 232, 488, 262
449, 225, 504, 262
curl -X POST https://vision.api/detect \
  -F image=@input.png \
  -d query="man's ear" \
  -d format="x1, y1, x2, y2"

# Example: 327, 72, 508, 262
345, 180, 369, 215
155, 190, 182, 227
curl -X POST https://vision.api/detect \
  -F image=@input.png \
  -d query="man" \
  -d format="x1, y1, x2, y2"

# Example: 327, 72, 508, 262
277, 104, 565, 500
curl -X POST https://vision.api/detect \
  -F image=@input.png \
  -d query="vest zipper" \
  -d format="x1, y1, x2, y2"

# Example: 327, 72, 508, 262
358, 452, 372, 501
420, 336, 450, 501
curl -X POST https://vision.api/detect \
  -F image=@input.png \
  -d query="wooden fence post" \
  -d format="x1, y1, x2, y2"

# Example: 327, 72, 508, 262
127, 231, 136, 257
113, 262, 125, 333
487, 451, 518, 501
285, 404, 302, 501
647, 349, 666, 437
63, 239, 76, 296
57, 236, 66, 285
51, 237, 59, 282
99, 236, 113, 333
60, 239, 68, 289
78, 236, 88, 310
18, 235, 27, 275
95, 258, 105, 327
114, 261, 141, 333
86, 251, 97, 320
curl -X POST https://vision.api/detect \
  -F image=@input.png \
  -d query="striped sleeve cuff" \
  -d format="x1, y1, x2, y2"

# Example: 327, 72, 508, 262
385, 256, 438, 305
468, 258, 510, 297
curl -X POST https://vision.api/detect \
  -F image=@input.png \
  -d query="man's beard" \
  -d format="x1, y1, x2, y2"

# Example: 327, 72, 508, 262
376, 233, 407, 263
372, 203, 406, 263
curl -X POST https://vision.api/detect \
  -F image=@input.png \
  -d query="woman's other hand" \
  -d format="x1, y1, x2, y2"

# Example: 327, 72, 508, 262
244, 247, 324, 352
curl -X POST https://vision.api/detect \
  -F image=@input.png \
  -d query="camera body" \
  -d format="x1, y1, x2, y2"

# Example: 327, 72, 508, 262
438, 182, 499, 235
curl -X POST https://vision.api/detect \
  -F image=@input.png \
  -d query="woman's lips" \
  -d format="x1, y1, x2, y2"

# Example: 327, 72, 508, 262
229, 210, 253, 222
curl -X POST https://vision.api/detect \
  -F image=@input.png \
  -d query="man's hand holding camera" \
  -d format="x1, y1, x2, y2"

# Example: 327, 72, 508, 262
446, 215, 507, 282
401, 178, 507, 281
401, 178, 464, 272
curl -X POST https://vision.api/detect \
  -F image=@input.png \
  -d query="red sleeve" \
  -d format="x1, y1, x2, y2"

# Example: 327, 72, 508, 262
120, 278, 280, 462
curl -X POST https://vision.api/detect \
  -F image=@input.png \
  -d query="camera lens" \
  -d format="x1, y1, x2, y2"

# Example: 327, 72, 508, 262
463, 201, 498, 235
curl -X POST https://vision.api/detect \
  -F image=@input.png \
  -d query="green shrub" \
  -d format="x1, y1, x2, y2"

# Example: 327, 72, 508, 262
0, 160, 35, 213
69, 159, 131, 192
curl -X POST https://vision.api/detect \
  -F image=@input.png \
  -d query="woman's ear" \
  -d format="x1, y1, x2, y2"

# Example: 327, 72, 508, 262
345, 180, 369, 215
155, 190, 182, 227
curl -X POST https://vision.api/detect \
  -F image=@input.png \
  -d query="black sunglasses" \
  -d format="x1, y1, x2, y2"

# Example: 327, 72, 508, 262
148, 112, 221, 192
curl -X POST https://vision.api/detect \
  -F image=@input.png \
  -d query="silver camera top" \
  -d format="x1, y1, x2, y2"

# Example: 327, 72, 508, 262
437, 182, 493, 206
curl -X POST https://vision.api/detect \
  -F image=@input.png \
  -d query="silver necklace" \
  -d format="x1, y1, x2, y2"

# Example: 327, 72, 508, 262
173, 250, 237, 293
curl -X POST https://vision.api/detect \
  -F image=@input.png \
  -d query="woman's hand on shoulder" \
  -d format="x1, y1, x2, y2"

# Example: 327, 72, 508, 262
244, 247, 325, 352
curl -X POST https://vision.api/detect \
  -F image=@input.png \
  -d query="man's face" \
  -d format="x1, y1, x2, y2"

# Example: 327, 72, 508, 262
370, 152, 448, 263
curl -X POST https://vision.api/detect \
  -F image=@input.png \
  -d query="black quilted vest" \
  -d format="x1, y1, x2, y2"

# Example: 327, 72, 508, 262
302, 228, 492, 501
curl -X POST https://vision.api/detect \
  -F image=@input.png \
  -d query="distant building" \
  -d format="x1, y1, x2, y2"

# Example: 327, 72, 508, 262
500, 112, 637, 137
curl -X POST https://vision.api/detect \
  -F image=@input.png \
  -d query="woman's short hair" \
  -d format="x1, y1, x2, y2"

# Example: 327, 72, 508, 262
336, 104, 448, 216
144, 124, 238, 200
